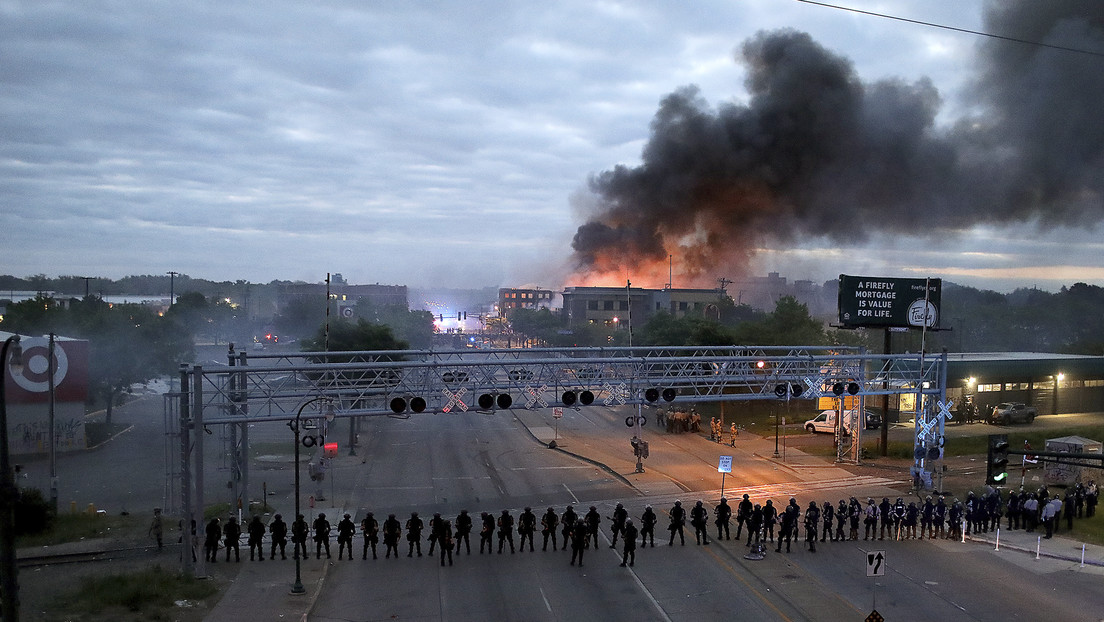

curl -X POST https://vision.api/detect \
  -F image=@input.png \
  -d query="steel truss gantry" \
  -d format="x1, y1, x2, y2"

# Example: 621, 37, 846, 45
172, 345, 950, 574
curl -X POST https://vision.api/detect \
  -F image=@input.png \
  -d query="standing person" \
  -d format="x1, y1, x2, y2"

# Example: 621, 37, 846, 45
667, 501, 686, 546
746, 504, 764, 547
224, 516, 242, 562
497, 509, 515, 554
313, 513, 332, 560
735, 494, 752, 540
361, 512, 379, 560
148, 508, 164, 551
714, 498, 732, 541
1064, 492, 1076, 531
863, 499, 878, 541
904, 502, 919, 539
878, 497, 892, 540
427, 513, 444, 556
892, 498, 906, 539
560, 505, 577, 551
1006, 491, 1021, 530
1075, 483, 1085, 518
820, 501, 834, 542
730, 422, 738, 446
247, 515, 266, 561
439, 520, 454, 567
948, 499, 963, 541
1022, 493, 1039, 533
454, 510, 472, 555
570, 519, 587, 567
690, 500, 710, 545
835, 499, 848, 542
609, 503, 628, 547
382, 514, 402, 559
518, 507, 537, 552
291, 514, 309, 560
763, 500, 778, 543
541, 507, 559, 551
777, 504, 796, 553
336, 513, 356, 560
1042, 495, 1057, 539
204, 517, 222, 563
1087, 480, 1099, 518
620, 519, 638, 567
479, 512, 495, 554
934, 496, 948, 539
640, 505, 657, 547
804, 501, 820, 553
584, 506, 601, 549
406, 512, 424, 557
848, 498, 861, 541
269, 514, 288, 560
921, 497, 935, 539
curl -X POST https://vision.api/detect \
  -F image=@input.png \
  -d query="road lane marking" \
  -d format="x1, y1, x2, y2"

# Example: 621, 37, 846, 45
539, 586, 552, 613
599, 527, 673, 622
563, 484, 579, 503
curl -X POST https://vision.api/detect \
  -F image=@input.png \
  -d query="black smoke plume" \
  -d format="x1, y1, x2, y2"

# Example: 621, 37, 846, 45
571, 1, 1104, 281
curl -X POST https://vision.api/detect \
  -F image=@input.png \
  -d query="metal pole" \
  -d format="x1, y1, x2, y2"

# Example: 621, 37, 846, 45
291, 397, 330, 595
48, 333, 57, 513
773, 406, 780, 457
179, 365, 194, 576
193, 366, 206, 578
1, 335, 24, 622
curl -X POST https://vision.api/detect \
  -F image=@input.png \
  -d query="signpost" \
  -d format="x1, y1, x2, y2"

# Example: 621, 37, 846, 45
866, 550, 885, 620
718, 455, 732, 498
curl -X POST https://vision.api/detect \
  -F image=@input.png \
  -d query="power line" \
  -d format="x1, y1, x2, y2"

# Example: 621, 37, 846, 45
796, 0, 1104, 59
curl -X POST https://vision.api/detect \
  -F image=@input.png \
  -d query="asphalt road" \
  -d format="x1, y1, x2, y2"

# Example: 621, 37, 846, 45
304, 409, 1104, 622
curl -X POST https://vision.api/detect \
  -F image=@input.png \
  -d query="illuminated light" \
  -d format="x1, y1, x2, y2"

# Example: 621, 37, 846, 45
967, 377, 976, 385
1057, 373, 1066, 382
756, 360, 765, 369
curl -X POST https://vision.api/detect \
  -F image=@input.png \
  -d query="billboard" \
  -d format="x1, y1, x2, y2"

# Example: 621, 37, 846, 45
837, 275, 941, 329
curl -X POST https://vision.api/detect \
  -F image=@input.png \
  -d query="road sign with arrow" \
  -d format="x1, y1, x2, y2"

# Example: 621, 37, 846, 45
866, 550, 885, 577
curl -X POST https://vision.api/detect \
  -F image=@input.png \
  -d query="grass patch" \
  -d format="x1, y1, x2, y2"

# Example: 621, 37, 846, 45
85, 421, 130, 447
16, 512, 138, 548
62, 565, 217, 617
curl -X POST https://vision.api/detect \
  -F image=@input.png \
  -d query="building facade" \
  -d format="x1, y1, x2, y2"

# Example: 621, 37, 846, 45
561, 286, 729, 328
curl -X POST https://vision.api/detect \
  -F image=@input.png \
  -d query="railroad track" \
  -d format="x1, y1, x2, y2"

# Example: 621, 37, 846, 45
17, 544, 173, 568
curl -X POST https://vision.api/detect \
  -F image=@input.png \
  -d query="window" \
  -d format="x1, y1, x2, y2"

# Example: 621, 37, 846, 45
977, 383, 1000, 392
587, 300, 599, 310
603, 300, 614, 311
1085, 379, 1104, 387
618, 300, 628, 310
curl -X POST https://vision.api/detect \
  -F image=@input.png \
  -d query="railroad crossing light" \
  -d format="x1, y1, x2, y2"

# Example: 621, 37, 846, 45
986, 434, 1010, 486
775, 384, 803, 399
847, 382, 861, 395
756, 360, 766, 370
645, 388, 660, 403
661, 388, 676, 402
323, 442, 338, 458
579, 390, 595, 405
497, 393, 512, 409
562, 391, 577, 406
389, 396, 427, 414
478, 393, 495, 409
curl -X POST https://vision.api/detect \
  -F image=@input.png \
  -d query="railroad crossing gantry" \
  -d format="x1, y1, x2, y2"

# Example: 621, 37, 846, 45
171, 345, 949, 574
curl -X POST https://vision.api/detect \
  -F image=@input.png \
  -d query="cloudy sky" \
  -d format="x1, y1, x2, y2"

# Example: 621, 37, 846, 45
2, 1, 1102, 292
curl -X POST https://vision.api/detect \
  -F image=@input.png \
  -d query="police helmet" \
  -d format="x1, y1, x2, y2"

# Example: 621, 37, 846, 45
720, 498, 726, 503
275, 514, 282, 520
743, 494, 750, 500
344, 513, 351, 519
808, 501, 817, 508
625, 519, 634, 526
645, 505, 652, 510
590, 506, 597, 511
675, 500, 682, 506
524, 507, 531, 512
318, 513, 325, 519
696, 500, 703, 506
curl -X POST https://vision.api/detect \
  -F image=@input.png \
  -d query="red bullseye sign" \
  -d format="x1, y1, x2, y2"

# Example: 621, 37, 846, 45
11, 336, 69, 393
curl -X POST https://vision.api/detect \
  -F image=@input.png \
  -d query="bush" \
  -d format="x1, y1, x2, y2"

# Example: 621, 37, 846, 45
15, 486, 56, 535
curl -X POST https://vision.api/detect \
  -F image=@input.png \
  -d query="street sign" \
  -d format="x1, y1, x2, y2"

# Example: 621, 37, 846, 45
866, 550, 886, 577
552, 407, 563, 419
718, 455, 732, 473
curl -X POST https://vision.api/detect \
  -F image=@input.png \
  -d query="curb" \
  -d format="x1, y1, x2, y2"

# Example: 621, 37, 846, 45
965, 533, 1104, 567
511, 414, 690, 495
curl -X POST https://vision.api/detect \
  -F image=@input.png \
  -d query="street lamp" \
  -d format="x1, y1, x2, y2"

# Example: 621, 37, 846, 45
289, 397, 333, 595
1, 335, 25, 622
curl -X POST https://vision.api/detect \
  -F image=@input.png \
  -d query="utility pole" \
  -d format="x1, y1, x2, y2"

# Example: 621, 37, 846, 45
167, 271, 178, 306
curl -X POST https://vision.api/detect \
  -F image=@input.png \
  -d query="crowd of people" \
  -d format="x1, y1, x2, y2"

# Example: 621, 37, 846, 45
188, 479, 1099, 567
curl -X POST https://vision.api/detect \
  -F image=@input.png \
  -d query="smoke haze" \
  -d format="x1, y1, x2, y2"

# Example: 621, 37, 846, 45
571, 1, 1104, 285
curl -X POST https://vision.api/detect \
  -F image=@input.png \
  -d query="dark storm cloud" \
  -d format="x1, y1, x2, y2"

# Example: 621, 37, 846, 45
572, 1, 1104, 279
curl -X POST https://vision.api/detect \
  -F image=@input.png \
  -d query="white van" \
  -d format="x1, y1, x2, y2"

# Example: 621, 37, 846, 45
804, 409, 881, 434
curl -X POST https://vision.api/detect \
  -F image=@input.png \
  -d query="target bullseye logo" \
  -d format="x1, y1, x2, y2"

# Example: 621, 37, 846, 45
11, 337, 69, 393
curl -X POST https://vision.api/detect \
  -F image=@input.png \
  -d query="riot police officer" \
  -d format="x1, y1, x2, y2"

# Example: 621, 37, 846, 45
541, 507, 559, 551
640, 505, 657, 547
336, 513, 355, 560
668, 500, 686, 546
690, 500, 710, 545
361, 511, 379, 559
609, 502, 628, 547
714, 498, 732, 540
804, 501, 820, 552
620, 519, 638, 567
269, 513, 288, 560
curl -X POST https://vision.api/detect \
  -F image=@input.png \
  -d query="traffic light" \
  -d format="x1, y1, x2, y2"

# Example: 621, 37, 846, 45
986, 434, 1009, 486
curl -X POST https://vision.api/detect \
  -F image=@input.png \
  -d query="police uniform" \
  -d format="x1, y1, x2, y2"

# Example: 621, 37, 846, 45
668, 501, 686, 546
690, 500, 710, 545
269, 514, 288, 560
291, 514, 309, 560
714, 498, 732, 540
497, 510, 515, 554
609, 502, 628, 547
313, 513, 331, 559
640, 505, 657, 547
455, 510, 472, 555
804, 502, 820, 552
620, 519, 638, 567
336, 513, 355, 560
541, 507, 559, 551
383, 514, 402, 558
519, 507, 537, 552
361, 512, 379, 559
406, 512, 423, 557
247, 515, 266, 561
224, 516, 241, 562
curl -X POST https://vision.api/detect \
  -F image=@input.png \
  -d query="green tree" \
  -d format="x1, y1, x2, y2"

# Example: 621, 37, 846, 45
303, 318, 408, 353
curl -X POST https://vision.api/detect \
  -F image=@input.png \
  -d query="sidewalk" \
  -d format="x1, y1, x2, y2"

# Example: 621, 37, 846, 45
965, 524, 1104, 569
204, 506, 345, 622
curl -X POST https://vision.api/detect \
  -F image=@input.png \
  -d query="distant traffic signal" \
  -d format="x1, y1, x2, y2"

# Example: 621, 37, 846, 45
986, 434, 1010, 485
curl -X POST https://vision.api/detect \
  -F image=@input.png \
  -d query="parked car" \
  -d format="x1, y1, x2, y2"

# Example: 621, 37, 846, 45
987, 402, 1037, 425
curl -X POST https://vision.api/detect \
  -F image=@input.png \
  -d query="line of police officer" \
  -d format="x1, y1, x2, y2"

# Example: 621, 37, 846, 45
200, 482, 1100, 566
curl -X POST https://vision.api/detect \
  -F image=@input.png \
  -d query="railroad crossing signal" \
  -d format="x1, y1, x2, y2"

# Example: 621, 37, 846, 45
866, 550, 885, 577
442, 387, 468, 413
